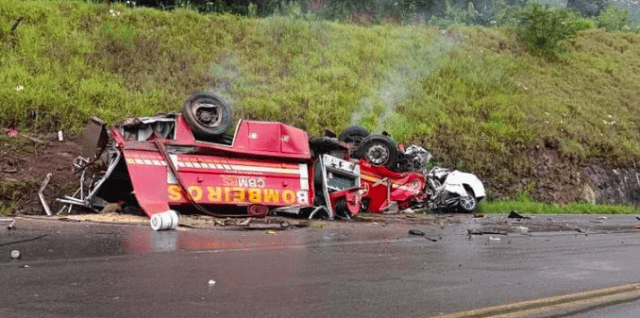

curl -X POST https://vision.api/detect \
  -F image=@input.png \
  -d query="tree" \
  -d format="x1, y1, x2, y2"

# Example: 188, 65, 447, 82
567, 0, 610, 17
517, 4, 578, 60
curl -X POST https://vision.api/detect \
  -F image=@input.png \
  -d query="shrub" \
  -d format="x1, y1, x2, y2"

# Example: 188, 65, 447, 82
596, 6, 636, 32
516, 4, 579, 60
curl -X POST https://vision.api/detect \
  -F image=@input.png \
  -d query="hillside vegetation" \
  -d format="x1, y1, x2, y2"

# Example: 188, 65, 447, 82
2, 0, 640, 202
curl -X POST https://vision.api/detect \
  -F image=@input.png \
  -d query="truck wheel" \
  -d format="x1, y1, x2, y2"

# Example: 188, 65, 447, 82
181, 93, 232, 140
358, 135, 397, 169
458, 186, 477, 213
335, 198, 352, 220
339, 126, 370, 148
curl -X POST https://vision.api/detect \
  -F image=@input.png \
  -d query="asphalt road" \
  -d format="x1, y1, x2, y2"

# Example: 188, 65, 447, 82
1, 215, 640, 317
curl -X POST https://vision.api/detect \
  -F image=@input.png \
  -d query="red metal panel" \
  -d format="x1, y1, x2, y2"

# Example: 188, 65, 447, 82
247, 122, 281, 152
359, 160, 426, 213
174, 116, 196, 144
123, 150, 170, 216
166, 154, 311, 208
280, 123, 308, 154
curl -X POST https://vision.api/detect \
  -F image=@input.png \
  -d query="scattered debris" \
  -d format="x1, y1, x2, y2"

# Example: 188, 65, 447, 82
407, 229, 438, 241
382, 202, 399, 214
468, 229, 508, 235
208, 280, 216, 286
100, 202, 123, 214
10, 250, 21, 259
242, 218, 295, 231
596, 216, 608, 220
265, 230, 277, 235
5, 127, 18, 137
2, 167, 18, 173
38, 173, 53, 216
508, 211, 531, 219
0, 218, 15, 229
474, 213, 486, 218
636, 216, 640, 221
0, 234, 47, 247
20, 265, 30, 268
424, 236, 438, 242
57, 130, 64, 142
150, 210, 179, 231
489, 236, 501, 241
10, 17, 23, 32
515, 226, 529, 233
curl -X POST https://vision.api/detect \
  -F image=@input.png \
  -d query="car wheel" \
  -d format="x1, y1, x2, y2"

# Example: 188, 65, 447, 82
339, 126, 370, 148
358, 135, 398, 169
181, 93, 232, 140
458, 186, 477, 213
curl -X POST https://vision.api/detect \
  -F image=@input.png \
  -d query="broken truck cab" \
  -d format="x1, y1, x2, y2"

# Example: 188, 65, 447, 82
61, 93, 361, 219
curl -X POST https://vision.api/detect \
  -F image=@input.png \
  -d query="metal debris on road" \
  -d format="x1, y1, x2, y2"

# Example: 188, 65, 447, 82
468, 229, 508, 235
508, 211, 531, 219
241, 217, 306, 231
0, 217, 15, 229
38, 173, 53, 216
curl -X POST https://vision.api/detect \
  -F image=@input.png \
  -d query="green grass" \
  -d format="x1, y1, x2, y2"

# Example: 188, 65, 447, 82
3, 1, 640, 203
0, 133, 46, 153
479, 200, 640, 214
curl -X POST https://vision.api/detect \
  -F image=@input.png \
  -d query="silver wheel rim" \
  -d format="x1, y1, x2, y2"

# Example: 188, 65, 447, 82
193, 101, 222, 128
460, 195, 476, 210
366, 144, 389, 165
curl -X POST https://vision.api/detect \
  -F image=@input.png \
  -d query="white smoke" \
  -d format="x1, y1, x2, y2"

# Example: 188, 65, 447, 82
350, 28, 462, 138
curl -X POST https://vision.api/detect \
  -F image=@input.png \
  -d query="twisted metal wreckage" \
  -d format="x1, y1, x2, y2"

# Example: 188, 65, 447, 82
54, 93, 485, 230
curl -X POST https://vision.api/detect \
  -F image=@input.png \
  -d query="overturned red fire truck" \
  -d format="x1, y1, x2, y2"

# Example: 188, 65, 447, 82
57, 92, 485, 221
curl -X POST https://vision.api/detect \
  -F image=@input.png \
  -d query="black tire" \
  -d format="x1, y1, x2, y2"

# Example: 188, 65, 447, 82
357, 135, 398, 168
458, 186, 477, 213
339, 126, 370, 148
334, 198, 352, 220
181, 93, 232, 140
309, 137, 343, 154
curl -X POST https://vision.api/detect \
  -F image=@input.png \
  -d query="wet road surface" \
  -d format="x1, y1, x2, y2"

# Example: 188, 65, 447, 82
1, 214, 640, 317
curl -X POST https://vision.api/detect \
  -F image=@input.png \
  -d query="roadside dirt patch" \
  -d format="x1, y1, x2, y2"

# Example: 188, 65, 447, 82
0, 132, 82, 215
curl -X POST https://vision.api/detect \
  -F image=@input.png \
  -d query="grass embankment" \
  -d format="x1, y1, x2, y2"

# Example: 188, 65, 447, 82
2, 1, 640, 205
480, 197, 640, 214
